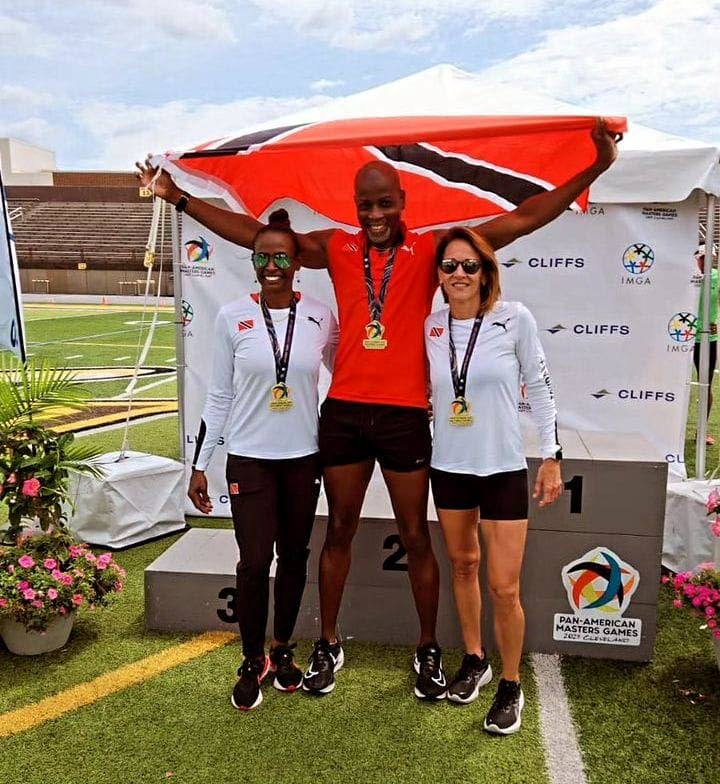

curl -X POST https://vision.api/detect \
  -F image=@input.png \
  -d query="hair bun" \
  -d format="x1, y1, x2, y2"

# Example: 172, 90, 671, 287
268, 208, 291, 229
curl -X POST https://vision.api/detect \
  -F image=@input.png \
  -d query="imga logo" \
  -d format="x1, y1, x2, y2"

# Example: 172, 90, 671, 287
544, 323, 630, 337
667, 311, 697, 354
591, 388, 675, 402
621, 243, 654, 286
181, 299, 194, 338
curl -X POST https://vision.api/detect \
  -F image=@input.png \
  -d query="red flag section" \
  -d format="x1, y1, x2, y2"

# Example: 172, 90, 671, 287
166, 115, 626, 229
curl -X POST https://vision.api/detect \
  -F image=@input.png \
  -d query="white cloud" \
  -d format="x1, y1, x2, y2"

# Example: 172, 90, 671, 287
0, 12, 58, 56
310, 78, 346, 92
0, 117, 55, 148
107, 0, 236, 43
0, 85, 55, 112
476, 0, 720, 142
75, 94, 332, 169
247, 0, 555, 50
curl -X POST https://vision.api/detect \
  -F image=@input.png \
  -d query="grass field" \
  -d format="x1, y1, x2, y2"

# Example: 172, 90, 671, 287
0, 303, 719, 784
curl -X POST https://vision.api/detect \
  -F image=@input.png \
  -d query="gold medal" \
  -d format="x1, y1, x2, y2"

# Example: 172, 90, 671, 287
362, 319, 388, 350
269, 382, 293, 411
449, 396, 474, 426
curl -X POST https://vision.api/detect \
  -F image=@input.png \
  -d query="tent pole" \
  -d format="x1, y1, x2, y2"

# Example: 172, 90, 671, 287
171, 211, 187, 464
696, 193, 717, 477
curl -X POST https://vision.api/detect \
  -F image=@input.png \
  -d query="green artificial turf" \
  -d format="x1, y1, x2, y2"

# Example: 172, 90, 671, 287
561, 587, 720, 784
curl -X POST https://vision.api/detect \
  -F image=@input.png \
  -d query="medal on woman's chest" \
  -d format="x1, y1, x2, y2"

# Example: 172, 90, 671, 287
261, 297, 297, 413
448, 312, 483, 427
362, 243, 397, 350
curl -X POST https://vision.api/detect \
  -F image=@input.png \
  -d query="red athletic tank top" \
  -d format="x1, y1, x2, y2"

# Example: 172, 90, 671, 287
327, 228, 437, 408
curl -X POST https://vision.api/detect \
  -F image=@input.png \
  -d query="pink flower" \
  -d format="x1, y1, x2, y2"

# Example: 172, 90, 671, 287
69, 545, 85, 558
22, 588, 36, 601
58, 606, 68, 616
0, 598, 8, 608
712, 519, 720, 538
51, 568, 63, 581
43, 558, 57, 570
661, 575, 669, 584
18, 555, 35, 569
706, 488, 720, 513
7, 564, 13, 574
6, 472, 16, 485
714, 629, 720, 640
708, 619, 718, 628
31, 599, 43, 608
72, 594, 83, 606
60, 574, 73, 586
84, 552, 96, 563
114, 581, 123, 592
21, 477, 41, 497
47, 588, 58, 600
673, 599, 683, 608
97, 553, 112, 566
18, 580, 29, 590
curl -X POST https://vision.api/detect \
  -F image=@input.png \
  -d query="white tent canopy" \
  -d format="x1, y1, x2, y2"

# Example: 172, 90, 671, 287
169, 64, 720, 206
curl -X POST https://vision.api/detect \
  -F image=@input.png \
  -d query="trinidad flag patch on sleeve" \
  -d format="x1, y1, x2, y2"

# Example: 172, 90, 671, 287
429, 326, 444, 338
237, 320, 254, 331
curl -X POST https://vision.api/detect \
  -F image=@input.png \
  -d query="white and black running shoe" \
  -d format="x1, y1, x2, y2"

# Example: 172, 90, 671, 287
483, 678, 525, 734
413, 642, 447, 700
447, 651, 493, 704
270, 643, 303, 692
302, 638, 344, 694
230, 655, 270, 711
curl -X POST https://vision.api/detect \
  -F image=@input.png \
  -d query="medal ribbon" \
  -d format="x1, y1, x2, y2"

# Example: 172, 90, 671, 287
448, 311, 484, 399
363, 241, 399, 324
260, 295, 297, 385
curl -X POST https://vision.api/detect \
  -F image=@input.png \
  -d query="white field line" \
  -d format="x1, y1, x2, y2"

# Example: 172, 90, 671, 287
111, 374, 176, 399
113, 356, 131, 361
531, 653, 588, 784
64, 354, 83, 360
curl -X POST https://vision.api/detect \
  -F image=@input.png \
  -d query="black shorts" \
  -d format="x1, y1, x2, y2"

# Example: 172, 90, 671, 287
319, 398, 431, 472
430, 467, 529, 519
693, 341, 717, 378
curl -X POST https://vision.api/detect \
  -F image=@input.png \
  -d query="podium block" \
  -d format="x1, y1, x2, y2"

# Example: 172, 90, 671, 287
145, 430, 667, 661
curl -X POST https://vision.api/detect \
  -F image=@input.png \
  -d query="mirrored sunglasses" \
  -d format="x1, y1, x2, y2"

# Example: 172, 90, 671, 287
252, 251, 293, 270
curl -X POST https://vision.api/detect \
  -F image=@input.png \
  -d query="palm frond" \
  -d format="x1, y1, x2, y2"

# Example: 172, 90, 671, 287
0, 358, 91, 427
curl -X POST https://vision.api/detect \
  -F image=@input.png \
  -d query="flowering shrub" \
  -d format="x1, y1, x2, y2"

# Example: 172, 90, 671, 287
0, 424, 102, 538
665, 488, 720, 639
666, 564, 720, 640
0, 530, 125, 631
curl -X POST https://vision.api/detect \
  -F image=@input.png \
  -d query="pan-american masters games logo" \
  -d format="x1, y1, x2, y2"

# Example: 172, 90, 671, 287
181, 237, 215, 278
554, 547, 642, 646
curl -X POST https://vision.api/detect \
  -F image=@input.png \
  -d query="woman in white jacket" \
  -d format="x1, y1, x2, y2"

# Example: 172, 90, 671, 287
425, 226, 563, 735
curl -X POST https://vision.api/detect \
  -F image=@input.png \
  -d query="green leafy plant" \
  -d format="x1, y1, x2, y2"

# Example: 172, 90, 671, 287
0, 358, 103, 540
0, 530, 125, 631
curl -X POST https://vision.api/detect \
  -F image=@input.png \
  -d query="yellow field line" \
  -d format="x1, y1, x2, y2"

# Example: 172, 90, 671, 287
0, 631, 236, 738
52, 401, 178, 432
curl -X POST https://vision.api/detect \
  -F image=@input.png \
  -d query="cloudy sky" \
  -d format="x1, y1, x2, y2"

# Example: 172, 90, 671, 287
1, 0, 718, 170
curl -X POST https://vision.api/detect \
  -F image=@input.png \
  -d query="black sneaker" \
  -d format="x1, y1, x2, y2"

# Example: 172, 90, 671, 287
447, 651, 493, 704
413, 642, 447, 700
483, 678, 525, 734
230, 655, 270, 711
270, 643, 303, 692
302, 638, 344, 694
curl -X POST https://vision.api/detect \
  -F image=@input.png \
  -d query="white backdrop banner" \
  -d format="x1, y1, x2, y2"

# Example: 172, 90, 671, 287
0, 165, 25, 359
180, 200, 698, 515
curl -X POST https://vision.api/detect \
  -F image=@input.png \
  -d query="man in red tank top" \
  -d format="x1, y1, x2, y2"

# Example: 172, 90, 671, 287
137, 120, 620, 699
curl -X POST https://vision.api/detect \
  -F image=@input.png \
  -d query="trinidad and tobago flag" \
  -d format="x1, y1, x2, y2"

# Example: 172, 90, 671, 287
163, 115, 626, 229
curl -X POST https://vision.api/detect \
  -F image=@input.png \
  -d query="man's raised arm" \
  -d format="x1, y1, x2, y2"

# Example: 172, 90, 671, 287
135, 156, 331, 268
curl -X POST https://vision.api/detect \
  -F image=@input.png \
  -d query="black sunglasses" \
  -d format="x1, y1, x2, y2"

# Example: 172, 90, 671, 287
438, 258, 482, 275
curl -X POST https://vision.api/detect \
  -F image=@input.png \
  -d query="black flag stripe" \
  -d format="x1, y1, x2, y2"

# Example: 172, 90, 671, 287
181, 124, 308, 158
375, 144, 548, 207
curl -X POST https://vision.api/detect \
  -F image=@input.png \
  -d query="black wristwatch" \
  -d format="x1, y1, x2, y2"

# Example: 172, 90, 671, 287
175, 193, 189, 213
